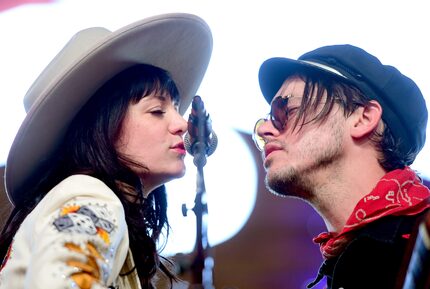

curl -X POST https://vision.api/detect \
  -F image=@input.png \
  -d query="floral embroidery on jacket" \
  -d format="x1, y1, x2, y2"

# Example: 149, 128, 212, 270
52, 202, 118, 288
53, 205, 115, 245
0, 176, 128, 289
64, 242, 103, 289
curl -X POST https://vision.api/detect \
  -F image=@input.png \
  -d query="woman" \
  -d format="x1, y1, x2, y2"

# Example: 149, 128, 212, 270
0, 13, 212, 289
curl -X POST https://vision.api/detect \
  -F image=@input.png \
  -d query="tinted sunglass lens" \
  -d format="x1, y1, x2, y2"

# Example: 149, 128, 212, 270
253, 118, 266, 151
270, 95, 290, 131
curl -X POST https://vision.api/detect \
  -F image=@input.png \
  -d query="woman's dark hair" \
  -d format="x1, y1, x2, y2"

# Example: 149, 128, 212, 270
0, 64, 180, 288
286, 71, 410, 171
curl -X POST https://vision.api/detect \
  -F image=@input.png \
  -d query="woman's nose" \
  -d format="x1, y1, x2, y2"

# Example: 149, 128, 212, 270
171, 112, 188, 135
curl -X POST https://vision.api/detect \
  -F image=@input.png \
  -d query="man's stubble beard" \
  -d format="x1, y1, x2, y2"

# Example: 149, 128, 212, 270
265, 165, 314, 199
264, 119, 344, 200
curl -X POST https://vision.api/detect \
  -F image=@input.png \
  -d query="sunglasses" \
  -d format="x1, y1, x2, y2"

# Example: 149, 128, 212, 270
253, 94, 294, 151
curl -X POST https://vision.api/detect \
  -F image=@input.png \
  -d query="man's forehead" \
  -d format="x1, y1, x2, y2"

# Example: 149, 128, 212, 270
275, 76, 328, 103
273, 78, 305, 106
276, 77, 305, 94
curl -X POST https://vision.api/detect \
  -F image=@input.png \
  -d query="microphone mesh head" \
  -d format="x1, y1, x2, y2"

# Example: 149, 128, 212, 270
184, 132, 218, 156
184, 132, 193, 155
206, 131, 218, 156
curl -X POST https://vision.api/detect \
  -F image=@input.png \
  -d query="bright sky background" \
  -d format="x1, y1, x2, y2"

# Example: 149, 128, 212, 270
1, 0, 429, 255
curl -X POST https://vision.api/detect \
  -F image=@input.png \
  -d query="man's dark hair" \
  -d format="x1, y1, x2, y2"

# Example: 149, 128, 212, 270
288, 72, 410, 171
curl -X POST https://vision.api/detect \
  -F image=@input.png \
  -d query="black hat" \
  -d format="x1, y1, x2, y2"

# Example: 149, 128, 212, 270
258, 44, 427, 162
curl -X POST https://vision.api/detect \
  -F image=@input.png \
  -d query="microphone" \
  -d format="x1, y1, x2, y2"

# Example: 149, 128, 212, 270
401, 212, 430, 289
184, 95, 218, 166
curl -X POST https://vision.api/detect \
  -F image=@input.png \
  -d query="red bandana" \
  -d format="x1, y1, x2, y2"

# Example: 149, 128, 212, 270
313, 167, 430, 259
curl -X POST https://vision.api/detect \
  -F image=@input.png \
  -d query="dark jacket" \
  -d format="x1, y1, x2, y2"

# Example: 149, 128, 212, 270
308, 212, 428, 289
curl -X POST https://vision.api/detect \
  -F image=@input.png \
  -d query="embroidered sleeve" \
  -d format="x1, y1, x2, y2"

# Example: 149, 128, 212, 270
23, 176, 128, 289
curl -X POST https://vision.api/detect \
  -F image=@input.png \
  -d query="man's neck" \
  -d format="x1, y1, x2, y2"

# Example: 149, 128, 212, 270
309, 157, 387, 233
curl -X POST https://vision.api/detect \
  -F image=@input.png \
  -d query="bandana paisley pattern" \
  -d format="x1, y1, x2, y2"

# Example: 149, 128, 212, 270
313, 167, 430, 259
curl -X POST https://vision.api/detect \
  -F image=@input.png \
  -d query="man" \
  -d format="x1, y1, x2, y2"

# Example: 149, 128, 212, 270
254, 44, 430, 289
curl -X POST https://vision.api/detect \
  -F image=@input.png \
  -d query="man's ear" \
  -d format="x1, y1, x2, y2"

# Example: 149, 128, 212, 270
350, 100, 383, 138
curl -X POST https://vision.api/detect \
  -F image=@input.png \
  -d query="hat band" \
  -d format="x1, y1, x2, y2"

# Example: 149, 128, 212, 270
301, 60, 347, 79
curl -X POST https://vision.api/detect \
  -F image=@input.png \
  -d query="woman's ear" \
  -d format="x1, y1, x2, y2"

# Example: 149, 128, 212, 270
350, 100, 383, 139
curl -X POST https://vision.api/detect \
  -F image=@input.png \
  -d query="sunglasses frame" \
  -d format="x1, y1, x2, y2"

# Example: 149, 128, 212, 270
253, 94, 294, 151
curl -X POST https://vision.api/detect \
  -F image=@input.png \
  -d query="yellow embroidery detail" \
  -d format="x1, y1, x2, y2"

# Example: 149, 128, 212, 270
64, 242, 83, 253
97, 228, 110, 245
60, 205, 81, 216
64, 242, 103, 289
86, 242, 102, 260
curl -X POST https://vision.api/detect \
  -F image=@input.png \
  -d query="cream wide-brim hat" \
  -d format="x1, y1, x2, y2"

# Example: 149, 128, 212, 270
5, 13, 213, 205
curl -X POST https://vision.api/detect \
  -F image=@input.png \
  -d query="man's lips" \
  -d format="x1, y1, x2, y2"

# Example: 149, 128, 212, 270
264, 143, 282, 158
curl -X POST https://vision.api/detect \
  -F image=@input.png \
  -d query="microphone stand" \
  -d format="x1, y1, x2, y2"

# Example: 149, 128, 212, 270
182, 96, 215, 289
188, 154, 214, 289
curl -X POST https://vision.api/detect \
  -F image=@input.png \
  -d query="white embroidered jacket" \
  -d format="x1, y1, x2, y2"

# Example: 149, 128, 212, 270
0, 174, 136, 289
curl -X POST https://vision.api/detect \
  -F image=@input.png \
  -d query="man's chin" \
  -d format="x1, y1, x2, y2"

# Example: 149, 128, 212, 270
265, 167, 298, 196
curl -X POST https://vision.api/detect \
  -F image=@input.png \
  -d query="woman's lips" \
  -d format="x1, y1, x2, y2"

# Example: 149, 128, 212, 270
172, 142, 186, 155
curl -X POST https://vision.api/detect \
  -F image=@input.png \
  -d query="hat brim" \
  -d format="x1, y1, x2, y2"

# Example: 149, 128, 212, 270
6, 13, 213, 205
258, 57, 347, 103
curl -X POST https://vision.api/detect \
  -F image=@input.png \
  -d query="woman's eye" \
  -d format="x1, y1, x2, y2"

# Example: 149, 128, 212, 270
151, 109, 165, 115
